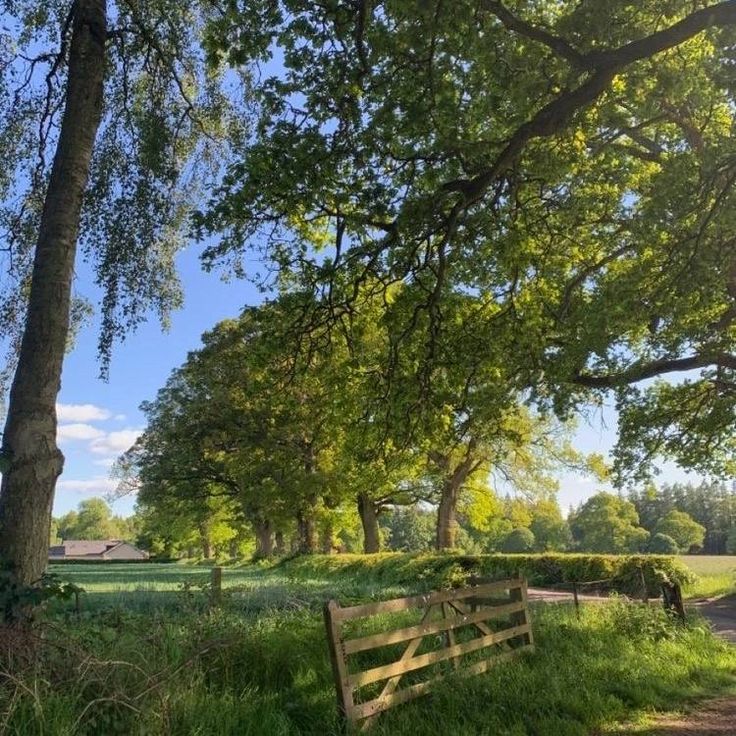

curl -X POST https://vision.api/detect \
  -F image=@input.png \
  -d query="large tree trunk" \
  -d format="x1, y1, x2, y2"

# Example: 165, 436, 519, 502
357, 492, 380, 553
436, 480, 460, 550
320, 520, 334, 554
254, 519, 273, 559
274, 530, 286, 556
296, 510, 318, 554
0, 0, 106, 586
434, 446, 481, 551
199, 523, 213, 559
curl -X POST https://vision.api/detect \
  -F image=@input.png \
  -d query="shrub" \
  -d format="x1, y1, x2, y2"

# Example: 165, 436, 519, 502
648, 533, 679, 555
501, 528, 536, 553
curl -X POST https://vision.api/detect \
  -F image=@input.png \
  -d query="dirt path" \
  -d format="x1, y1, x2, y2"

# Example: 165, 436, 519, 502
635, 697, 736, 735
693, 595, 736, 644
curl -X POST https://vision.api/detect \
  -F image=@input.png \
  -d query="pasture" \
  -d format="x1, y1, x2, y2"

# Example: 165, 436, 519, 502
678, 556, 736, 599
0, 558, 729, 735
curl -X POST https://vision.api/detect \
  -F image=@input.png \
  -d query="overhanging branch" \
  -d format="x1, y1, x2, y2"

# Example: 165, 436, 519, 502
445, 1, 736, 207
573, 352, 736, 388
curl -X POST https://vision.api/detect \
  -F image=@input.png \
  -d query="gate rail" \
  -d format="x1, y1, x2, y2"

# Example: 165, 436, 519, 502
324, 577, 534, 730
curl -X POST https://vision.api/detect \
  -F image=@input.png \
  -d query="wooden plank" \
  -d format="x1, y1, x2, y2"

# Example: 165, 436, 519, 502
343, 601, 525, 654
357, 604, 436, 731
442, 602, 459, 670
446, 599, 493, 636
351, 646, 532, 720
510, 579, 534, 649
348, 623, 531, 688
333, 579, 523, 621
323, 600, 355, 724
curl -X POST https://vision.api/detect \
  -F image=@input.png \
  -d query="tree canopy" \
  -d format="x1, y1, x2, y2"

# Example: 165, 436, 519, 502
197, 0, 736, 483
569, 492, 649, 553
121, 292, 593, 555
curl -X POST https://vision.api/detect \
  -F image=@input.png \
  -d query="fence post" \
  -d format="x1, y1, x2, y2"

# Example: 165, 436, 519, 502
572, 581, 580, 617
510, 578, 534, 648
661, 582, 686, 623
673, 583, 686, 623
211, 566, 223, 606
324, 600, 353, 731
639, 567, 649, 604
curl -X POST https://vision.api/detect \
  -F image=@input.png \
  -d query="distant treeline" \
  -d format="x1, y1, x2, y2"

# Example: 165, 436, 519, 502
626, 481, 736, 555
58, 480, 735, 560
379, 481, 736, 557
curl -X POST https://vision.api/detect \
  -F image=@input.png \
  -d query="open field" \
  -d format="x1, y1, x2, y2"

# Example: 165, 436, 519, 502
678, 556, 736, 599
0, 558, 727, 735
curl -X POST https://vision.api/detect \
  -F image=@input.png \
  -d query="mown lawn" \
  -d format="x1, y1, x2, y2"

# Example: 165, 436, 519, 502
678, 556, 736, 599
0, 559, 729, 735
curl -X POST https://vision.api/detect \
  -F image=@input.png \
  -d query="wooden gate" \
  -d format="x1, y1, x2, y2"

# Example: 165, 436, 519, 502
324, 577, 534, 730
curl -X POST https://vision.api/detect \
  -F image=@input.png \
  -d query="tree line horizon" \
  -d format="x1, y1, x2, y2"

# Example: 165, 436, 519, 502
57, 476, 736, 559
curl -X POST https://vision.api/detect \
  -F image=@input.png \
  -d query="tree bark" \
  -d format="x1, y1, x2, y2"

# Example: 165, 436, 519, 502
358, 492, 381, 553
436, 479, 460, 550
274, 530, 286, 556
296, 510, 318, 554
199, 523, 213, 559
320, 522, 334, 554
254, 519, 273, 559
434, 446, 481, 551
0, 0, 106, 586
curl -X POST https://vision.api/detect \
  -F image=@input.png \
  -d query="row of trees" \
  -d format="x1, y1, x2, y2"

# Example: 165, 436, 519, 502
114, 483, 727, 558
119, 293, 602, 558
52, 485, 732, 559
3, 2, 736, 584
569, 493, 708, 554
382, 492, 719, 556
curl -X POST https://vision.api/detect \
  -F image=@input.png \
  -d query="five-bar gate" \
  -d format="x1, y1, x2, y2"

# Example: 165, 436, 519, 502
324, 577, 534, 730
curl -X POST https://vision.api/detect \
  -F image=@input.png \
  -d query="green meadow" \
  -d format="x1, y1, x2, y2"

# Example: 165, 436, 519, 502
678, 556, 736, 599
0, 557, 732, 735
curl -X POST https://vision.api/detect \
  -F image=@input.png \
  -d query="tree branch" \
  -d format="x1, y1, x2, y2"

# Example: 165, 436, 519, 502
573, 352, 736, 388
445, 1, 736, 206
480, 0, 587, 68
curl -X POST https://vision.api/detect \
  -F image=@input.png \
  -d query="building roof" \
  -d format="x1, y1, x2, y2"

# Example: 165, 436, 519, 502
50, 540, 122, 557
48, 540, 148, 559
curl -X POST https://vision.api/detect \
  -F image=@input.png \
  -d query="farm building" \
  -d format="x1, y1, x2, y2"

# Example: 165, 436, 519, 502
49, 540, 149, 561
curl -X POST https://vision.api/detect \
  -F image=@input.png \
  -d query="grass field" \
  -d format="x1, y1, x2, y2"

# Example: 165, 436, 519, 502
0, 558, 729, 735
678, 556, 736, 599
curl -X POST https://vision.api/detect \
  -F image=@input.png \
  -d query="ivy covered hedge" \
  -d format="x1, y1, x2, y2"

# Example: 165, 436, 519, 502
278, 552, 694, 597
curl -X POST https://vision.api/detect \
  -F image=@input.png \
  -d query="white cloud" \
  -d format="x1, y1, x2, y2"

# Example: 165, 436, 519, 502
92, 457, 117, 468
114, 414, 126, 421
90, 428, 142, 456
58, 423, 106, 442
57, 403, 111, 422
56, 477, 118, 494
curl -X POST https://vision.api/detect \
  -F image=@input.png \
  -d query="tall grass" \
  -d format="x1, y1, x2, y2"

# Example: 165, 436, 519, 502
2, 563, 735, 735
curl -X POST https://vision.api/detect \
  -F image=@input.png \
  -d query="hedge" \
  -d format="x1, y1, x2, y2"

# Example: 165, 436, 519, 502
278, 552, 694, 596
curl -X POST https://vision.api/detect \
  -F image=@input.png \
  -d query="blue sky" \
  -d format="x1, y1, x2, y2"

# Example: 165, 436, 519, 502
52, 246, 699, 518
55, 246, 261, 516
